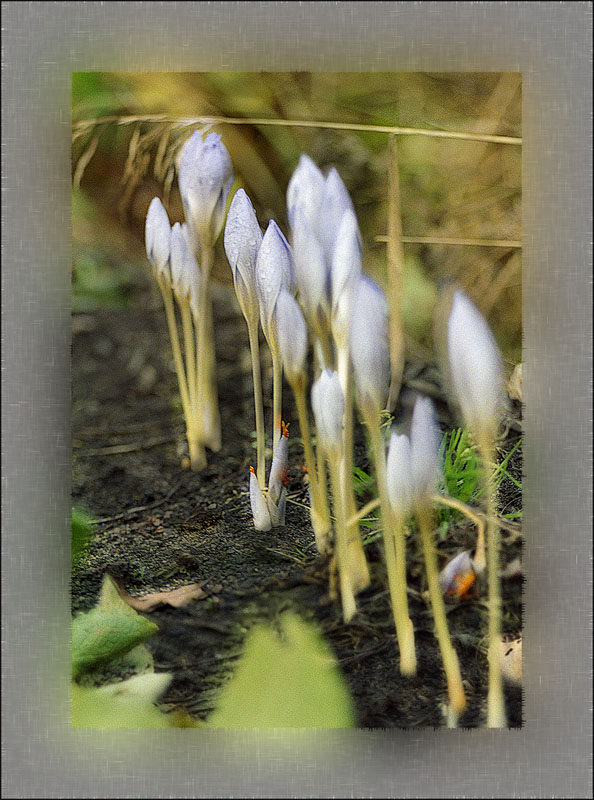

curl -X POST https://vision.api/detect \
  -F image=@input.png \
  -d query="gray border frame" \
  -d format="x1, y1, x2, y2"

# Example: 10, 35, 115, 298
2, 2, 592, 798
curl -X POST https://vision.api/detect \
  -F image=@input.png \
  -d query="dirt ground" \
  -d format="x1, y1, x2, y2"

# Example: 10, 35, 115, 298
71, 286, 523, 728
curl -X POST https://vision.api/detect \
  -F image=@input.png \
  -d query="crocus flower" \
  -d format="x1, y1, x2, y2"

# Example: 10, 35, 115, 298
311, 370, 345, 457
410, 396, 441, 506
286, 154, 325, 230
224, 188, 263, 329
386, 432, 413, 519
439, 550, 477, 599
255, 220, 294, 346
178, 131, 233, 252
447, 290, 504, 442
249, 467, 272, 531
290, 207, 330, 330
170, 222, 198, 303
275, 289, 308, 388
330, 209, 362, 347
350, 275, 390, 417
318, 168, 356, 265
145, 197, 171, 281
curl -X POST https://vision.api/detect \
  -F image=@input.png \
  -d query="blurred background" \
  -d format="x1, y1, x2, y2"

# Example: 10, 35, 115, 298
72, 71, 521, 364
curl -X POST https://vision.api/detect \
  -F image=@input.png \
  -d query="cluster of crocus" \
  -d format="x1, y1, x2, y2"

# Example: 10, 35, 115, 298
223, 190, 292, 530
145, 132, 233, 470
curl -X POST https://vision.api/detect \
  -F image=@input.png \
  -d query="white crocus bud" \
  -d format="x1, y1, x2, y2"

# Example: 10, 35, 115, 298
330, 210, 362, 347
290, 207, 330, 330
145, 197, 171, 281
410, 396, 442, 506
170, 222, 196, 303
224, 189, 263, 328
350, 275, 390, 418
286, 153, 325, 230
256, 220, 294, 346
249, 467, 271, 531
178, 131, 233, 252
275, 289, 308, 388
268, 423, 289, 505
318, 168, 356, 265
311, 370, 345, 458
386, 432, 413, 519
447, 290, 504, 443
439, 550, 477, 599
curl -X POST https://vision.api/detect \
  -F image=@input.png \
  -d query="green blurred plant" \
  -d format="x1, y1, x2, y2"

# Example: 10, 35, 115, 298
72, 507, 95, 568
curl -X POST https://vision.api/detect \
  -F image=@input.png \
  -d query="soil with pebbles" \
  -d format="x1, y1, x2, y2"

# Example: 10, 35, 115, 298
72, 287, 523, 728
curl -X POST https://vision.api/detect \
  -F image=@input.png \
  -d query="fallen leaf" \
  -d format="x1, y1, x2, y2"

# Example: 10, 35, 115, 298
508, 362, 522, 402
113, 578, 206, 611
500, 557, 523, 579
499, 636, 522, 685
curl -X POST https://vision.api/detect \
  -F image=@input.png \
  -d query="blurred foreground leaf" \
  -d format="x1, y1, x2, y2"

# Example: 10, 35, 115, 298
208, 612, 356, 728
72, 674, 174, 729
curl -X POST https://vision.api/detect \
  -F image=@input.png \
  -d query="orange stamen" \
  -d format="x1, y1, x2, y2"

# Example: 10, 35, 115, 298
281, 420, 290, 438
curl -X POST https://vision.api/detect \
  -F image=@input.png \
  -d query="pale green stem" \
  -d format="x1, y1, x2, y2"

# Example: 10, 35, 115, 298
180, 300, 197, 423
158, 278, 205, 470
271, 348, 283, 455
417, 504, 466, 722
328, 453, 357, 623
201, 287, 221, 451
196, 245, 215, 447
478, 436, 507, 728
368, 414, 416, 675
294, 381, 331, 553
247, 320, 266, 490
337, 344, 369, 595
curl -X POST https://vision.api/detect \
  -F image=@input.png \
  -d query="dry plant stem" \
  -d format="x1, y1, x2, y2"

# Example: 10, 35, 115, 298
337, 345, 370, 594
368, 417, 416, 675
386, 134, 406, 411
247, 321, 266, 489
416, 505, 466, 721
328, 455, 357, 623
478, 436, 507, 728
158, 278, 205, 470
432, 493, 486, 572
271, 350, 283, 456
294, 382, 331, 552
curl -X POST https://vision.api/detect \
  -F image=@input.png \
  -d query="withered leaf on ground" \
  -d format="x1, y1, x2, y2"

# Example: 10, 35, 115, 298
111, 576, 206, 611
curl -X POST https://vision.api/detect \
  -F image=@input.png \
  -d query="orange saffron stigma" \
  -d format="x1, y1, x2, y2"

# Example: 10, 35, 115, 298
446, 570, 477, 600
249, 466, 255, 475
281, 420, 289, 438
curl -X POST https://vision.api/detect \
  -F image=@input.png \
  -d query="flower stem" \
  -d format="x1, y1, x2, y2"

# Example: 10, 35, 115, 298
368, 416, 416, 675
478, 436, 507, 728
328, 454, 357, 623
416, 504, 466, 723
247, 320, 266, 490
271, 349, 282, 455
196, 245, 218, 451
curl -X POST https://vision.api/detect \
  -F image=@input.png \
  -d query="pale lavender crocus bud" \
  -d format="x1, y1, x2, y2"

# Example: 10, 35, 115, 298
178, 131, 233, 251
181, 223, 202, 318
286, 154, 325, 230
350, 275, 390, 416
275, 289, 308, 387
318, 168, 356, 265
255, 220, 294, 345
331, 209, 362, 346
145, 197, 171, 281
386, 432, 413, 519
290, 207, 330, 330
224, 189, 263, 328
410, 396, 442, 506
311, 370, 345, 457
249, 467, 271, 531
447, 290, 504, 441
170, 222, 196, 302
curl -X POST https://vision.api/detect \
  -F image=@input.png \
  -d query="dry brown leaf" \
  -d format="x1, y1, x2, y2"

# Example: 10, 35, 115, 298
500, 557, 523, 579
113, 578, 206, 612
499, 636, 522, 685
508, 362, 522, 402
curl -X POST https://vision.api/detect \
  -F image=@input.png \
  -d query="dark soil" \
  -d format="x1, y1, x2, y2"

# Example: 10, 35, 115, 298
72, 287, 523, 728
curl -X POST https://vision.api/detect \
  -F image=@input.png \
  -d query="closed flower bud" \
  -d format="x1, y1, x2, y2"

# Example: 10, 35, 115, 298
350, 275, 390, 417
145, 197, 171, 281
249, 467, 271, 531
267, 422, 289, 507
410, 396, 441, 505
224, 189, 263, 327
178, 131, 233, 251
447, 290, 504, 442
439, 550, 477, 599
275, 289, 308, 387
319, 168, 356, 265
286, 153, 325, 230
311, 370, 345, 457
386, 431, 413, 518
256, 220, 294, 345
330, 210, 362, 346
290, 207, 330, 329
170, 222, 198, 302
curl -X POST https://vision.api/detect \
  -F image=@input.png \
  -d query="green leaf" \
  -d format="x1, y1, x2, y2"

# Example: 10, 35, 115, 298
72, 576, 158, 680
72, 508, 94, 568
208, 612, 356, 728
